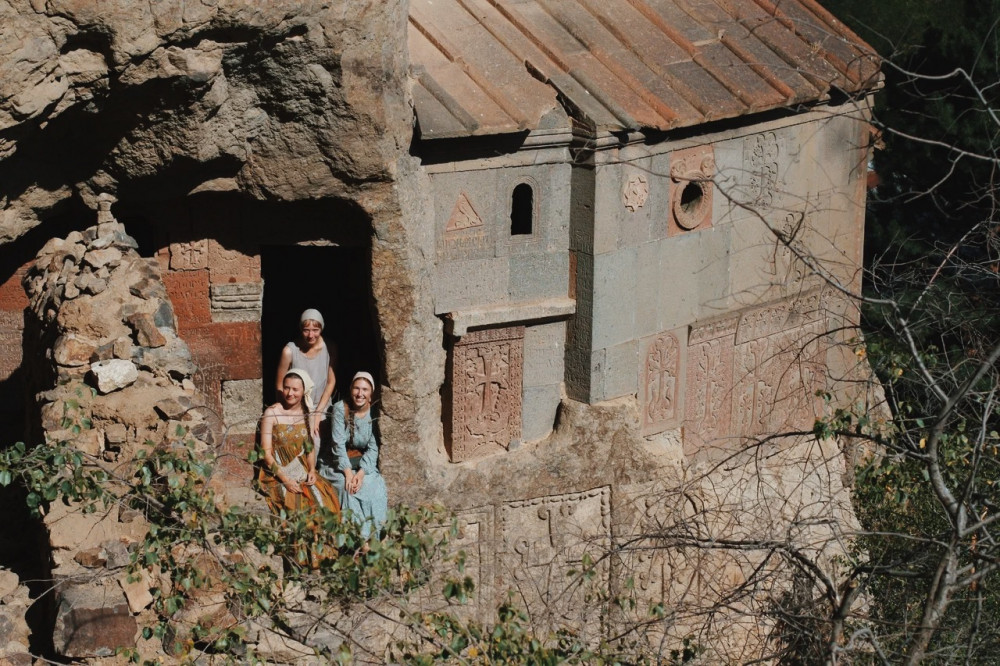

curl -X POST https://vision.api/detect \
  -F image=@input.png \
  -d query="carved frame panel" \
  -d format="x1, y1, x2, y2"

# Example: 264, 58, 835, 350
447, 326, 524, 462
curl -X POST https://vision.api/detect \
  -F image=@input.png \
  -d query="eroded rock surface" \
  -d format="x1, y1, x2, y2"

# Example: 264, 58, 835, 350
0, 0, 410, 242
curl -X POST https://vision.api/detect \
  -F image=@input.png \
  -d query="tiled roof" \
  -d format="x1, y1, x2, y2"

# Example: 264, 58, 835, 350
409, 0, 880, 139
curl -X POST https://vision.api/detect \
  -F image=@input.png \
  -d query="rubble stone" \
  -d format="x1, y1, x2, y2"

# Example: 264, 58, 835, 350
91, 359, 138, 393
52, 583, 137, 658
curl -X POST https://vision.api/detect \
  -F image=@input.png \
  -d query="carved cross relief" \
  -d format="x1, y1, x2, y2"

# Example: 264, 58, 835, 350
447, 326, 524, 462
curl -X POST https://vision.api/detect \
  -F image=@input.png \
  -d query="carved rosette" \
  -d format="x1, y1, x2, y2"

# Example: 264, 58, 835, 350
669, 145, 715, 234
447, 326, 524, 462
641, 329, 684, 435
622, 173, 649, 212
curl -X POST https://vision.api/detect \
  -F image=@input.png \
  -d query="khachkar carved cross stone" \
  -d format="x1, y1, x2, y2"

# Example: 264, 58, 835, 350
641, 329, 684, 435
448, 326, 524, 462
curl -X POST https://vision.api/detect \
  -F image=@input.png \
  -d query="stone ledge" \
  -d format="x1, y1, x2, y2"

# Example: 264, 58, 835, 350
444, 297, 575, 337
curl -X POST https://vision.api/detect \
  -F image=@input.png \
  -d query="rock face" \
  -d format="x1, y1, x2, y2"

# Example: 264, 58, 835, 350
0, 0, 411, 241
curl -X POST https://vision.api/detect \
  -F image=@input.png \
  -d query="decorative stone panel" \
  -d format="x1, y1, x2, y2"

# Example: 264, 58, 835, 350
622, 173, 649, 212
684, 292, 828, 450
499, 487, 610, 630
668, 145, 714, 236
221, 378, 263, 435
684, 315, 738, 449
640, 328, 686, 436
168, 239, 209, 271
447, 326, 524, 462
0, 310, 23, 380
744, 131, 780, 211
210, 282, 263, 322
440, 192, 490, 261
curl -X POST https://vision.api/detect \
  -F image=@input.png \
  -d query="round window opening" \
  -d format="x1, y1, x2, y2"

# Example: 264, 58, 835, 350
673, 180, 708, 230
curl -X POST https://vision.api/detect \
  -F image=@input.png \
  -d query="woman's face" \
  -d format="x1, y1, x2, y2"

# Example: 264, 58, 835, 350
300, 321, 322, 347
282, 375, 305, 408
351, 379, 373, 410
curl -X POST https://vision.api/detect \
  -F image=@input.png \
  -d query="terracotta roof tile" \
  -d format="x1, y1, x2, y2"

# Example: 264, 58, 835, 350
410, 0, 880, 139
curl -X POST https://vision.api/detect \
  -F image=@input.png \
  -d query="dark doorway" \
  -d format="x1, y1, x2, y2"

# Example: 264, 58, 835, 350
261, 245, 380, 412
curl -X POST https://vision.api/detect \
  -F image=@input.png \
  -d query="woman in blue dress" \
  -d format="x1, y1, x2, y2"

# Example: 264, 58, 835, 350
319, 371, 388, 540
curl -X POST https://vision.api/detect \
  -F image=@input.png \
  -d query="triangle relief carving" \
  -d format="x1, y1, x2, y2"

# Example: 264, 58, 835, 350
446, 193, 484, 232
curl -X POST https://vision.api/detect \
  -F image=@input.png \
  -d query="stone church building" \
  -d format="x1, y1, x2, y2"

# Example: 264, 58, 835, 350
0, 0, 879, 659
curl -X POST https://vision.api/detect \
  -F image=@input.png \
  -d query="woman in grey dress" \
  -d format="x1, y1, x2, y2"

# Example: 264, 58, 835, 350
275, 308, 337, 438
319, 371, 388, 540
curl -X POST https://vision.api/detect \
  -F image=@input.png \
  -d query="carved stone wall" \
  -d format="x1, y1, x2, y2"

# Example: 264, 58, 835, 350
446, 326, 524, 462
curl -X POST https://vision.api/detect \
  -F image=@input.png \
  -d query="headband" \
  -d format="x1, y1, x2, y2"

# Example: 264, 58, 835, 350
352, 371, 375, 391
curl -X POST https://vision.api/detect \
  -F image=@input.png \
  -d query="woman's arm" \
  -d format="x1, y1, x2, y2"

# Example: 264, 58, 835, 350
275, 345, 293, 400
316, 340, 336, 414
359, 429, 379, 474
331, 402, 353, 473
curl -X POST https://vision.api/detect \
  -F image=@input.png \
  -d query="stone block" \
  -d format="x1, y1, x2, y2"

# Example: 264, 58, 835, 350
508, 251, 569, 302
446, 326, 523, 462
90, 359, 138, 394
168, 239, 209, 271
52, 583, 137, 658
0, 570, 18, 599
603, 339, 639, 401
433, 258, 509, 315
591, 248, 636, 349
82, 247, 122, 270
118, 569, 154, 614
523, 321, 565, 387
210, 282, 263, 322
0, 310, 24, 380
126, 312, 166, 348
53, 333, 97, 367
162, 269, 211, 330
221, 379, 263, 435
208, 239, 260, 285
183, 322, 261, 382
521, 383, 560, 442
0, 264, 29, 311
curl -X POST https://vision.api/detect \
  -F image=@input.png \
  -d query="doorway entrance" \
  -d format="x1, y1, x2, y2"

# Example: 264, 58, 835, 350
261, 245, 380, 411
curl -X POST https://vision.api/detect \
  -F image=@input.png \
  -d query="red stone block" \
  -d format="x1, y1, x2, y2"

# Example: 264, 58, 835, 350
162, 269, 211, 330
0, 264, 29, 311
184, 322, 262, 382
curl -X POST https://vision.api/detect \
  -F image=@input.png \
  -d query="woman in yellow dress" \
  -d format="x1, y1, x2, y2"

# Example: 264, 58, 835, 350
258, 368, 341, 515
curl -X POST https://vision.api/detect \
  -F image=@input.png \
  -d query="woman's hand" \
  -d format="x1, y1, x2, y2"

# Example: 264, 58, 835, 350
279, 472, 303, 494
309, 413, 321, 441
304, 469, 316, 486
348, 469, 365, 495
343, 469, 355, 494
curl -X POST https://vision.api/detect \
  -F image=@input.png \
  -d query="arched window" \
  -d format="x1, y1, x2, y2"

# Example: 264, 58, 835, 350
510, 183, 534, 236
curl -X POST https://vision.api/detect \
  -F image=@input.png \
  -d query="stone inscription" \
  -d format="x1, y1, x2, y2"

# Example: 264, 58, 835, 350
441, 192, 490, 261
162, 270, 211, 331
735, 289, 823, 345
641, 329, 684, 435
184, 322, 262, 382
449, 326, 523, 462
622, 173, 649, 212
499, 488, 610, 628
745, 131, 779, 210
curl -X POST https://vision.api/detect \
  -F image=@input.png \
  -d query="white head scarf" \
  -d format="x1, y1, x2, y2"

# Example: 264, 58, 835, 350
299, 308, 324, 329
283, 367, 316, 412
352, 371, 375, 392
